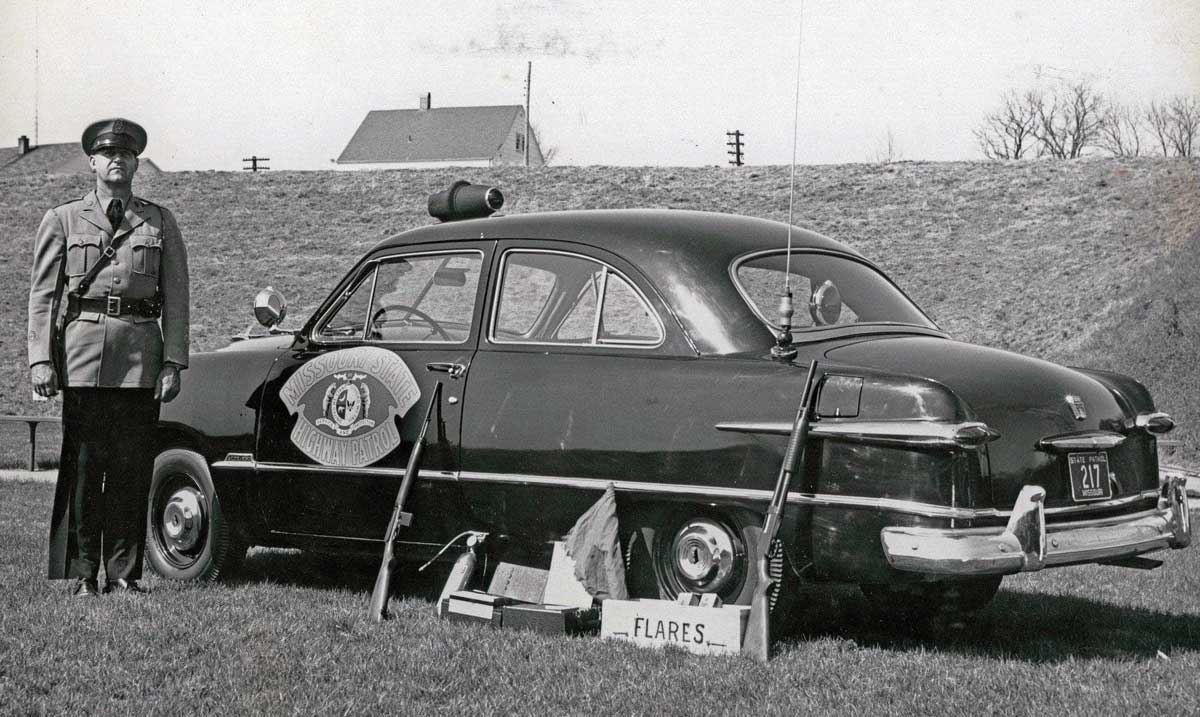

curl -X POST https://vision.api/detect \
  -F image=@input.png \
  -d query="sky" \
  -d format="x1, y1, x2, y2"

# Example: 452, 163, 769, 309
1, 0, 1198, 171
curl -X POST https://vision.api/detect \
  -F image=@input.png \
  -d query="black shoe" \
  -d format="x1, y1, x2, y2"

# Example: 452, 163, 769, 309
72, 578, 100, 598
104, 579, 147, 594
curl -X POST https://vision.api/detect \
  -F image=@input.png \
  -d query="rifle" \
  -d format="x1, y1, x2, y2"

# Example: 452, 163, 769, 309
369, 381, 443, 621
741, 360, 818, 661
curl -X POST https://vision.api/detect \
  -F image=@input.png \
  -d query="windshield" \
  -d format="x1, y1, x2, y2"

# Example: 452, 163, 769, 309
733, 251, 936, 331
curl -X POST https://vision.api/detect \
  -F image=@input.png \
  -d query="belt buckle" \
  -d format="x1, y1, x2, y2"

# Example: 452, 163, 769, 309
106, 295, 121, 315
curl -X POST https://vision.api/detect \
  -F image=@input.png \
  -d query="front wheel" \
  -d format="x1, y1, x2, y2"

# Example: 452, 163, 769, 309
145, 449, 244, 581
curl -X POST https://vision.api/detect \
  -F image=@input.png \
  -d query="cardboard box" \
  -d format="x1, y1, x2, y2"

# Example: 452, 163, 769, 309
600, 599, 750, 656
500, 604, 600, 635
440, 598, 503, 627
440, 590, 527, 627
488, 562, 550, 603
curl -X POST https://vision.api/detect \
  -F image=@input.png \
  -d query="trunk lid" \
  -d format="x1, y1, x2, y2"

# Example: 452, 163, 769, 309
824, 336, 1157, 511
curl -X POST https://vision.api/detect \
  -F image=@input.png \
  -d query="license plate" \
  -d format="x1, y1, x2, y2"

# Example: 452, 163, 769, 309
1068, 452, 1112, 502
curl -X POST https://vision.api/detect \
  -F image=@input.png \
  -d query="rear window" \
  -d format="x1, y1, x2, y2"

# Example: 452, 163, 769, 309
733, 251, 935, 331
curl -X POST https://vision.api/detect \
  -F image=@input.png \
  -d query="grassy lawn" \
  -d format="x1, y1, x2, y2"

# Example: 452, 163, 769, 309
4, 479, 1200, 715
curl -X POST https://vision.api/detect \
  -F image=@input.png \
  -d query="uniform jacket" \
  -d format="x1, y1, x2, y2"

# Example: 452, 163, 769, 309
27, 191, 189, 388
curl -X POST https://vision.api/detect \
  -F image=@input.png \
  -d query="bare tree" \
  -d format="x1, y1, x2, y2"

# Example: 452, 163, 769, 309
1097, 102, 1144, 157
1146, 99, 1172, 156
1033, 81, 1105, 159
1146, 95, 1199, 157
974, 89, 1041, 159
870, 128, 903, 164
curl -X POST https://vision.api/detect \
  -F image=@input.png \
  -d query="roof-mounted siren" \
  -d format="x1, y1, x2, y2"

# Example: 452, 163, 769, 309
428, 180, 504, 222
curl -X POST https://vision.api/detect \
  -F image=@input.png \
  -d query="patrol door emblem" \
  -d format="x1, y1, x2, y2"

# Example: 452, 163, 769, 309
280, 347, 420, 467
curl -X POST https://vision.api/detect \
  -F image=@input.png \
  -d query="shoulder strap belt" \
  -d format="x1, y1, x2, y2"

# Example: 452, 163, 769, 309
75, 231, 132, 295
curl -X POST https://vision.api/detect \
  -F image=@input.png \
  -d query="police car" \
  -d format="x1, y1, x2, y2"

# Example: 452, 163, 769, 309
147, 183, 1190, 624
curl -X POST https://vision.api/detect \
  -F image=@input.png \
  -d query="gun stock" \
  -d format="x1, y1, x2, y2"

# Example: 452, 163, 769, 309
742, 360, 818, 661
369, 381, 443, 622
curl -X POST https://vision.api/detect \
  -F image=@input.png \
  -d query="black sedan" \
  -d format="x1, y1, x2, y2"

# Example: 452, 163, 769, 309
147, 187, 1190, 623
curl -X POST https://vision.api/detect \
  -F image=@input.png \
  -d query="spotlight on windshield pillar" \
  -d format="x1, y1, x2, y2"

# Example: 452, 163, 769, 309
428, 180, 504, 222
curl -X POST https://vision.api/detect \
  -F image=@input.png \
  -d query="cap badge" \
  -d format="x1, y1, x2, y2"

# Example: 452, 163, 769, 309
112, 119, 126, 134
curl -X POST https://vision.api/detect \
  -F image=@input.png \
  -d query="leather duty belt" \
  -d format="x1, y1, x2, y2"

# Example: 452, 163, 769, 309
67, 294, 161, 318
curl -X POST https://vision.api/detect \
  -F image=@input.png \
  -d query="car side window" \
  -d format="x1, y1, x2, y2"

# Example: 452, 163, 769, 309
318, 251, 482, 343
492, 250, 664, 347
317, 268, 377, 340
600, 272, 662, 342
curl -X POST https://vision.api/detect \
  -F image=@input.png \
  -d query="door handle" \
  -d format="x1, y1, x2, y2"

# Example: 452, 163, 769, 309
426, 362, 466, 379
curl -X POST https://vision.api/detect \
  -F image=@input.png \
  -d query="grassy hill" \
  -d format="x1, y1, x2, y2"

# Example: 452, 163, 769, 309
1, 159, 1198, 465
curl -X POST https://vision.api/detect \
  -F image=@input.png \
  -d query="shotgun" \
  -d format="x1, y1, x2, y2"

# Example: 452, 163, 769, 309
369, 381, 443, 622
741, 360, 818, 661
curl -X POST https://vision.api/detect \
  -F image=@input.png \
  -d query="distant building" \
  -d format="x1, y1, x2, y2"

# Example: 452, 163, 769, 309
335, 93, 545, 170
0, 135, 162, 177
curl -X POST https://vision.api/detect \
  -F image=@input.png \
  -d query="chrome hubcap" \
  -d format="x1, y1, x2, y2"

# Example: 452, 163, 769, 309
161, 487, 205, 553
671, 518, 738, 592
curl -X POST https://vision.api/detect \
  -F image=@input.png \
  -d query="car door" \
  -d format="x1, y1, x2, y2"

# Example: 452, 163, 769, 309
460, 240, 790, 543
254, 241, 493, 545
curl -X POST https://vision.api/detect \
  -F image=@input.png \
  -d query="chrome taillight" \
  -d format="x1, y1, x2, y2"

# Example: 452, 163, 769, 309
1132, 412, 1176, 435
953, 423, 1002, 448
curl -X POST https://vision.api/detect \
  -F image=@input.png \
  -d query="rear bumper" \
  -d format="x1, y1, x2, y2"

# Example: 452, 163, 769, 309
881, 476, 1192, 576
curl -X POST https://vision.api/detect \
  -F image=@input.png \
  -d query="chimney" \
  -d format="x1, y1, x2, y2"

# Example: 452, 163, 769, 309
419, 93, 431, 110
17, 135, 30, 154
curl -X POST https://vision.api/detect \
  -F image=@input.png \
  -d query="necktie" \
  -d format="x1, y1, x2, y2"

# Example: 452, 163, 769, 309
107, 199, 124, 234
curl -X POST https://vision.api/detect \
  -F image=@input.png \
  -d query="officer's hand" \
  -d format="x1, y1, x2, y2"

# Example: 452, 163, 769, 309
155, 365, 182, 403
31, 362, 58, 398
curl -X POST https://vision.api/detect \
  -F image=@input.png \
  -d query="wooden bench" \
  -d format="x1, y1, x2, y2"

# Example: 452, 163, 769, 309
0, 415, 62, 470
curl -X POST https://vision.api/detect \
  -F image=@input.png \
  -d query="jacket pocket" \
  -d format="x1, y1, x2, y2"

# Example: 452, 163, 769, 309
66, 235, 102, 277
131, 235, 162, 277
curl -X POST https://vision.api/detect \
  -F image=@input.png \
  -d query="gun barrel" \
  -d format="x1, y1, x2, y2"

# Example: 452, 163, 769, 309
368, 381, 443, 622
742, 360, 818, 661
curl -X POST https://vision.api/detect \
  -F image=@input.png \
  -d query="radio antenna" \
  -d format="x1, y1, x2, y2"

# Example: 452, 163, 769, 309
771, 0, 805, 361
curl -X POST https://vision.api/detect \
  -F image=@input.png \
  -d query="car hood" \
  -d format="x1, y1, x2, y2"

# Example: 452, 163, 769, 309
824, 336, 1153, 509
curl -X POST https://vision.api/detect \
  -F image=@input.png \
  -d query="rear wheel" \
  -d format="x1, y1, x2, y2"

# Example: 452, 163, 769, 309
145, 449, 245, 581
624, 506, 801, 634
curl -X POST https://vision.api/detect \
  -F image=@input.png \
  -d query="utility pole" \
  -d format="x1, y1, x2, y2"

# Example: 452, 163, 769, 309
726, 130, 744, 166
242, 156, 270, 172
34, 0, 39, 147
524, 60, 531, 168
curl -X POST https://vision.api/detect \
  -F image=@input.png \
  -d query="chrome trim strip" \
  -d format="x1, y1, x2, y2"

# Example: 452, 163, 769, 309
1038, 431, 1126, 451
716, 419, 997, 449
456, 470, 773, 502
212, 459, 1160, 521
213, 458, 455, 482
713, 421, 793, 435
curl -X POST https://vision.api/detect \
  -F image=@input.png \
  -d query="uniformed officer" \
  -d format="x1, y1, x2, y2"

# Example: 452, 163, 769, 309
27, 118, 189, 598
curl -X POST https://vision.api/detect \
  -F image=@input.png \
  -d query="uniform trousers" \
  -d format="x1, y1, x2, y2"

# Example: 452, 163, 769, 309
57, 387, 159, 581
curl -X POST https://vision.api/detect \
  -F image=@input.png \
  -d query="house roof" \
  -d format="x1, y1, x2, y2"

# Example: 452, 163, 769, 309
0, 142, 161, 176
336, 106, 523, 163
